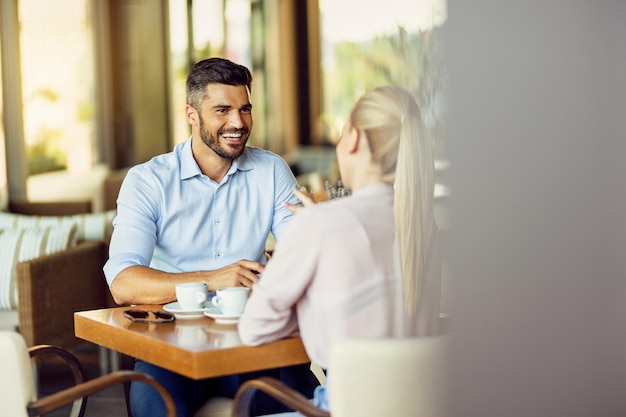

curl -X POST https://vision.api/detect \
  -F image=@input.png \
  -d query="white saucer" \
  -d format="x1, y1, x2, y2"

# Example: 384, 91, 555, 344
163, 302, 206, 319
204, 307, 242, 324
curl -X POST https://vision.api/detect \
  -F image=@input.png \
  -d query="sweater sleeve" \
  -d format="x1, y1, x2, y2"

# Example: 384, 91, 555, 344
238, 208, 321, 346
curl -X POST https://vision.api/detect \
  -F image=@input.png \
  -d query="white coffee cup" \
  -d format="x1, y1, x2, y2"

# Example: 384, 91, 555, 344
175, 282, 208, 310
211, 287, 250, 315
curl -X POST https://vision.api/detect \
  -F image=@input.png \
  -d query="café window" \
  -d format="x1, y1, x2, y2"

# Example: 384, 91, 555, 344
18, 0, 98, 175
317, 0, 448, 154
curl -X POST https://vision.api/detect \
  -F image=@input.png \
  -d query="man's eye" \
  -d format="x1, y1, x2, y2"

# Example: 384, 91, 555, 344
241, 108, 252, 115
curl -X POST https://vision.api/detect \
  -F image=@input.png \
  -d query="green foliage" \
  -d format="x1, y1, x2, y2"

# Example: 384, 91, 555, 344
27, 127, 66, 175
31, 87, 59, 102
78, 101, 95, 122
321, 26, 447, 143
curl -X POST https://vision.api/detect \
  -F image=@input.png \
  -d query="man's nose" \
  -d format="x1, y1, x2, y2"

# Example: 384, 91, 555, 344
229, 112, 244, 128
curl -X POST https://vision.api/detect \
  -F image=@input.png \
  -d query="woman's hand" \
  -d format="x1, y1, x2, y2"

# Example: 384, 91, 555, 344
285, 186, 316, 213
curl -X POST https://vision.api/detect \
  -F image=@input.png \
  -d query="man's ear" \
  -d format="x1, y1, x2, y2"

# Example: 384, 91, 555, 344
186, 105, 197, 125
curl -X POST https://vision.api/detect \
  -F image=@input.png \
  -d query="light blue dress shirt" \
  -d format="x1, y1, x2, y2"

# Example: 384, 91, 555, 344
104, 138, 299, 286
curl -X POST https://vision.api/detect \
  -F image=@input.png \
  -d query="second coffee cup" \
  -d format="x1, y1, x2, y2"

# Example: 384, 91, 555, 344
211, 287, 250, 315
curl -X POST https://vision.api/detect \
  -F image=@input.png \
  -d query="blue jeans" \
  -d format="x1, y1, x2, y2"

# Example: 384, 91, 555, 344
130, 359, 319, 417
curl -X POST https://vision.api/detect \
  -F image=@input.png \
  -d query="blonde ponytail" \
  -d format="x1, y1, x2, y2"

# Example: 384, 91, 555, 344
350, 86, 435, 313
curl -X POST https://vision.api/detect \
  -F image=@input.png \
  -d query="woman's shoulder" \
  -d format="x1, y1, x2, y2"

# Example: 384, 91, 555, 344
293, 197, 369, 234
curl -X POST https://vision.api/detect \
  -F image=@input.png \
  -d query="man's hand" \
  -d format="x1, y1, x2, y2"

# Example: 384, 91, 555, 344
285, 186, 316, 213
111, 260, 265, 305
205, 259, 264, 290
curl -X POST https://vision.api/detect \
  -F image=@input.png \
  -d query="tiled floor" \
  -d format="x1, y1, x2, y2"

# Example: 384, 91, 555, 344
38, 342, 128, 417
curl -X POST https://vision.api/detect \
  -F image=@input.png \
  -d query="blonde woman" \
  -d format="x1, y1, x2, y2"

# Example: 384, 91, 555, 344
239, 86, 442, 414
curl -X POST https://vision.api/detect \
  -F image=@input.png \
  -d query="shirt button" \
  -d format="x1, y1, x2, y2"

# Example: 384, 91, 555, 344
215, 219, 221, 224
216, 252, 222, 258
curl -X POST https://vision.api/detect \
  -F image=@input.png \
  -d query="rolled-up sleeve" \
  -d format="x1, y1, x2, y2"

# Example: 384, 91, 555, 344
269, 157, 300, 241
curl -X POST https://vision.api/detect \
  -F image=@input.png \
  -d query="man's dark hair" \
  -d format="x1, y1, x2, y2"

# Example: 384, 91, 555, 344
186, 57, 253, 109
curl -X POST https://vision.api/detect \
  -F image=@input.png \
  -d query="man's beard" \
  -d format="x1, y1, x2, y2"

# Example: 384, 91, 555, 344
199, 115, 249, 159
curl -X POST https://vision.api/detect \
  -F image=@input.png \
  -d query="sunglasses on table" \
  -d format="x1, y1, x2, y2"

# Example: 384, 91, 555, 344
123, 309, 176, 323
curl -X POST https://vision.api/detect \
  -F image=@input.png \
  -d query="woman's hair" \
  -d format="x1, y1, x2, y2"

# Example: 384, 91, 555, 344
349, 86, 435, 313
186, 57, 253, 109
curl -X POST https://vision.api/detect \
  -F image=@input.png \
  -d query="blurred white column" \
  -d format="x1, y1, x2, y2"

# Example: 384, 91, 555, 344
0, 0, 28, 200
445, 1, 626, 416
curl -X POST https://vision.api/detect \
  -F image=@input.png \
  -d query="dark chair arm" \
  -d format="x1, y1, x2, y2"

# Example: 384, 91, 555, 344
28, 341, 175, 417
29, 344, 89, 417
27, 370, 176, 417
232, 376, 329, 417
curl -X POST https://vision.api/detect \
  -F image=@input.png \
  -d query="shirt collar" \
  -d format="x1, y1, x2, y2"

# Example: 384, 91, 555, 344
230, 147, 255, 173
180, 138, 201, 180
180, 138, 255, 180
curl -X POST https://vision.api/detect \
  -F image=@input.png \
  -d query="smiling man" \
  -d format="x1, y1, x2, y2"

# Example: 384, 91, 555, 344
103, 57, 318, 417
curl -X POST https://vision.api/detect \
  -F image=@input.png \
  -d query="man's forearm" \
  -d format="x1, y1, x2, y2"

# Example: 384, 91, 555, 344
110, 266, 207, 306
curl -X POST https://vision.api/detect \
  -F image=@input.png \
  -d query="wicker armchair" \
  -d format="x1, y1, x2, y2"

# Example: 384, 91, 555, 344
5, 200, 113, 349
16, 239, 111, 348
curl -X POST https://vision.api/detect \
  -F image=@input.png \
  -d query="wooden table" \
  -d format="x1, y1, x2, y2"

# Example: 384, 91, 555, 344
74, 305, 310, 380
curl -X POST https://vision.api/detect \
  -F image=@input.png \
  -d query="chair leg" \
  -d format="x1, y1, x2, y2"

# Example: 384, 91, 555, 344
120, 353, 136, 417
109, 348, 120, 371
31, 361, 41, 396
98, 346, 109, 375
98, 346, 120, 375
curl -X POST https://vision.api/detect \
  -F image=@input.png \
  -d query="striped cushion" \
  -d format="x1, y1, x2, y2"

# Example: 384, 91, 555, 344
0, 210, 115, 242
0, 224, 78, 311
